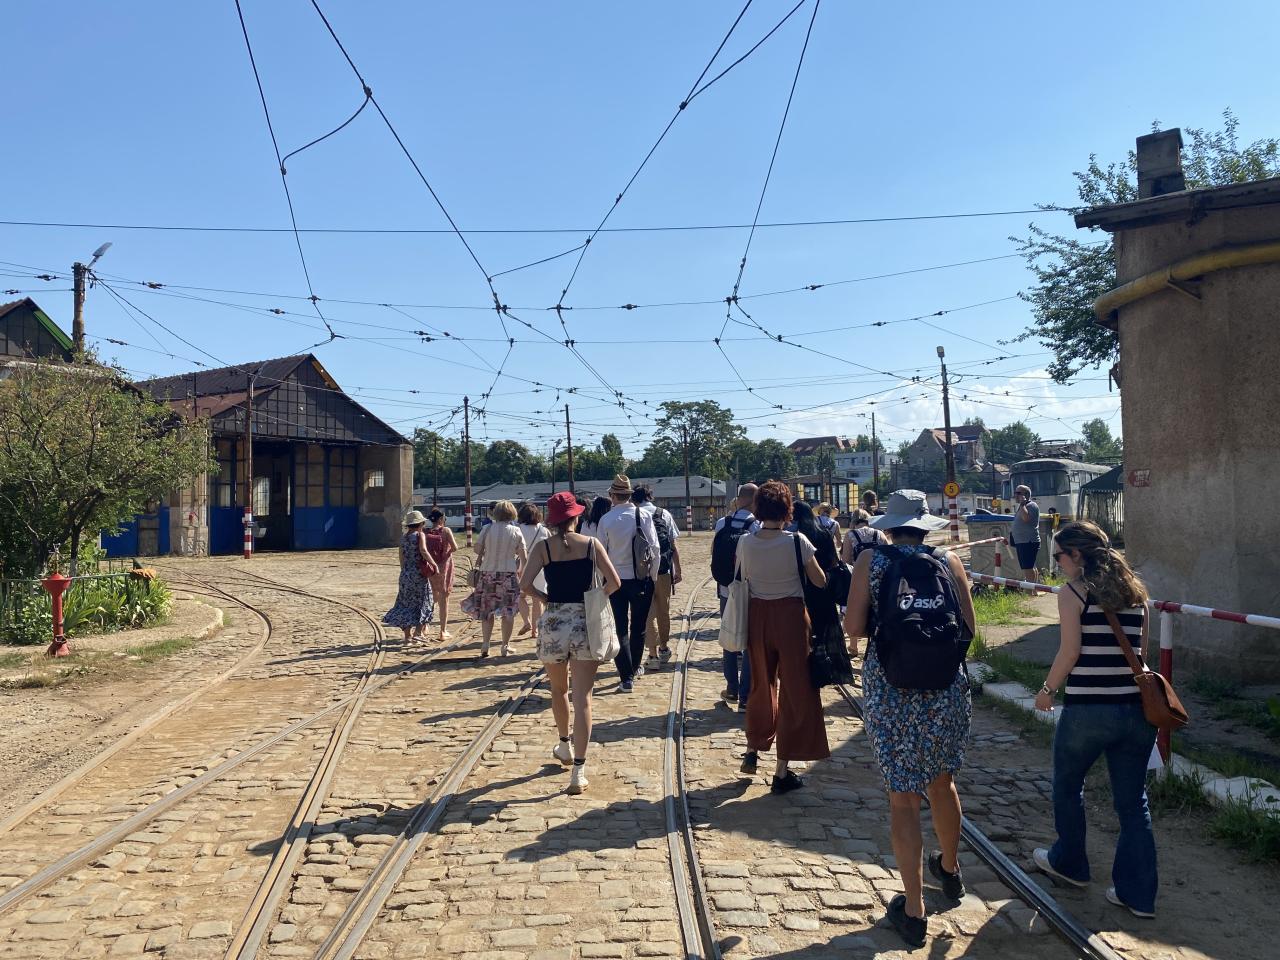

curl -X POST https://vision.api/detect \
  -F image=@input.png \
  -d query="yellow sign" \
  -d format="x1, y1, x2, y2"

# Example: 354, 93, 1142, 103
992, 497, 1003, 513
943, 480, 960, 499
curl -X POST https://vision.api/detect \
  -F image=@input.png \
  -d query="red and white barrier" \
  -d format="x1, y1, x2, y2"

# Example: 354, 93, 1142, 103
242, 510, 253, 560
948, 497, 960, 544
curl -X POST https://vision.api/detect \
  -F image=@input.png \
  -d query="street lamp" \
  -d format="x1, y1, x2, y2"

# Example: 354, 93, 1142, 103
72, 241, 112, 353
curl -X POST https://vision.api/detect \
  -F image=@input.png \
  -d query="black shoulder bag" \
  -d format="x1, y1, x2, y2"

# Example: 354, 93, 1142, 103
795, 535, 854, 687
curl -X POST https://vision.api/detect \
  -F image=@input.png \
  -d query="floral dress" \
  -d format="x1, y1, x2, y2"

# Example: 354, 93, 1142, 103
863, 543, 971, 794
382, 532, 434, 629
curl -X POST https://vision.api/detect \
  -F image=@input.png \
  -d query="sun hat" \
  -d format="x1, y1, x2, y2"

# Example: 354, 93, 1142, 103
608, 474, 633, 498
403, 509, 428, 526
545, 491, 585, 526
869, 490, 949, 532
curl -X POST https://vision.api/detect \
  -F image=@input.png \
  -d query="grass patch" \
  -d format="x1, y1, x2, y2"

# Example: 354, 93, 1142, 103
970, 632, 1055, 698
971, 590, 1039, 626
123, 636, 198, 664
1209, 796, 1280, 863
1185, 674, 1280, 743
0, 651, 30, 670
1147, 769, 1211, 816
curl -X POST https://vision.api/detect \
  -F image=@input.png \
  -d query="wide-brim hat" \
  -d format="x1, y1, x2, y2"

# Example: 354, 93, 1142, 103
545, 491, 584, 526
403, 509, 428, 526
869, 489, 949, 532
608, 473, 632, 498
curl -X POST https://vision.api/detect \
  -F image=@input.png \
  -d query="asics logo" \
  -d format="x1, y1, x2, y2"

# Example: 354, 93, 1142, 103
898, 594, 946, 611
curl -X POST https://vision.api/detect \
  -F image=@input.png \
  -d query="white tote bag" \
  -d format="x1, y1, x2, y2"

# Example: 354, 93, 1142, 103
583, 541, 621, 662
719, 561, 749, 653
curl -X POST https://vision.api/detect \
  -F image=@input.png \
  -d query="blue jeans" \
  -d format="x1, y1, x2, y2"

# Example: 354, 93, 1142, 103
719, 593, 750, 706
1048, 702, 1158, 913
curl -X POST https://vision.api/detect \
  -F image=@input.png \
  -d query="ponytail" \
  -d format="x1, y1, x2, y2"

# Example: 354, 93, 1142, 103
1054, 521, 1147, 611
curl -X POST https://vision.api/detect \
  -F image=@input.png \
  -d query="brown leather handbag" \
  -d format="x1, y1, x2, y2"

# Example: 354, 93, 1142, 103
1105, 612, 1190, 732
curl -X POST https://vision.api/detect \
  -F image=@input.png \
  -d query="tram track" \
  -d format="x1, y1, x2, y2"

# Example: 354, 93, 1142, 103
0, 564, 477, 923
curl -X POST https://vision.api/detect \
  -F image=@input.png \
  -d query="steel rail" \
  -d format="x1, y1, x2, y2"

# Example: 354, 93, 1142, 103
0, 575, 471, 918
830, 682, 1124, 960
0, 577, 272, 839
665, 580, 723, 960
314, 665, 547, 960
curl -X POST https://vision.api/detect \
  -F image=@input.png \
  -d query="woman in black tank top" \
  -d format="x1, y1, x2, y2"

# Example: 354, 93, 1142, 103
520, 493, 621, 796
1031, 521, 1158, 919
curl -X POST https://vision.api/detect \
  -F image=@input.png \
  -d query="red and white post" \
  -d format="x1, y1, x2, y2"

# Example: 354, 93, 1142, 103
1157, 609, 1174, 762
948, 497, 960, 544
242, 510, 253, 560
685, 505, 693, 535
993, 538, 1004, 589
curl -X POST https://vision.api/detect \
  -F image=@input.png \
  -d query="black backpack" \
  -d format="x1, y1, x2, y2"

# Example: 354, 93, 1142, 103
847, 527, 880, 565
652, 509, 675, 575
631, 506, 654, 578
873, 546, 969, 690
711, 514, 751, 587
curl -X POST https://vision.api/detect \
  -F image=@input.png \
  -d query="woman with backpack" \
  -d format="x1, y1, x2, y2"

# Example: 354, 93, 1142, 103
794, 500, 844, 624
738, 482, 831, 794
841, 508, 887, 564
424, 509, 458, 641
843, 489, 977, 949
1032, 520, 1159, 919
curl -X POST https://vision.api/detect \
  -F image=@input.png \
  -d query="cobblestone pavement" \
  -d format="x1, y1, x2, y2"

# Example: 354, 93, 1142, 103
1, 541, 1275, 959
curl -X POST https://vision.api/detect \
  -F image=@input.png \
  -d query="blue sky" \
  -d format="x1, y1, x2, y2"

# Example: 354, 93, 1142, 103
5, 1, 1277, 458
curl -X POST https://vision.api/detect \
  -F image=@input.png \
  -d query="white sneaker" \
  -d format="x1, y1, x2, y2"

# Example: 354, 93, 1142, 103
1106, 886, 1154, 919
645, 655, 661, 671
567, 764, 588, 795
500, 643, 510, 657
634, 664, 645, 680
1032, 848, 1087, 888
552, 741, 573, 766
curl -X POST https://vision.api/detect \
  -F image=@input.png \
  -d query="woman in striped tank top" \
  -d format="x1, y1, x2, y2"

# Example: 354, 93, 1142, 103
1031, 521, 1157, 918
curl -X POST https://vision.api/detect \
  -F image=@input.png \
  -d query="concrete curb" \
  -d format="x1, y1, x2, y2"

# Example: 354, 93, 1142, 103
971, 665, 1280, 814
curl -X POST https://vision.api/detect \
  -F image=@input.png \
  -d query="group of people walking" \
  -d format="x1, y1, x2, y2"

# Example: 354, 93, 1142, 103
384, 476, 1163, 948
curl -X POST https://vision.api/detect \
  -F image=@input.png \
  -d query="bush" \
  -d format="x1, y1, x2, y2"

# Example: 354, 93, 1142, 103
1, 573, 171, 645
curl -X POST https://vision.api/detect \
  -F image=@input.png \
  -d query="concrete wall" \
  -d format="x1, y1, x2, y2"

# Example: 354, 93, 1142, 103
358, 444, 412, 548
1112, 204, 1280, 679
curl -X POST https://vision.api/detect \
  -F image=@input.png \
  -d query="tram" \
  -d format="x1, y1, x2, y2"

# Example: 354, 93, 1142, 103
1004, 458, 1112, 520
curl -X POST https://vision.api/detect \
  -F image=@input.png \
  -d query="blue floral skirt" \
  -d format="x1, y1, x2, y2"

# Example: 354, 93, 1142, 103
383, 565, 434, 629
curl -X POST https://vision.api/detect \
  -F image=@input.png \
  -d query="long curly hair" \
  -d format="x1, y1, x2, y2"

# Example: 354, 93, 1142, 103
1054, 520, 1148, 612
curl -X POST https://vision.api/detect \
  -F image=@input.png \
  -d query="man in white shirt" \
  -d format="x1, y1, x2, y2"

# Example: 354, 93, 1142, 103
712, 484, 760, 708
633, 485, 682, 671
598, 474, 660, 692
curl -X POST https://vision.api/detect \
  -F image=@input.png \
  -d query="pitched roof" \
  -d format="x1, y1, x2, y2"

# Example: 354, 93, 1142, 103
137, 355, 323, 400
787, 436, 850, 454
0, 297, 74, 356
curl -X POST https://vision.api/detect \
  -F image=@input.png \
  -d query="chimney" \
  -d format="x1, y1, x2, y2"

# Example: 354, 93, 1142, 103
1136, 128, 1185, 199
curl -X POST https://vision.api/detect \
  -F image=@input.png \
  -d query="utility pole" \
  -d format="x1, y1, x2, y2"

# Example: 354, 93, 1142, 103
871, 411, 880, 492
463, 396, 473, 548
243, 369, 257, 559
682, 424, 692, 533
70, 243, 111, 354
565, 404, 575, 494
938, 346, 959, 543
72, 262, 88, 354
432, 435, 439, 509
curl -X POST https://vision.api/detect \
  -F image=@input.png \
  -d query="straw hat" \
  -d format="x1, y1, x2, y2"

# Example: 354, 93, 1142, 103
403, 509, 428, 526
608, 474, 633, 498
868, 490, 949, 532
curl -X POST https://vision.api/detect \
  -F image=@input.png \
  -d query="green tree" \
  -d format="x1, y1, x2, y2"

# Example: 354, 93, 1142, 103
755, 439, 796, 482
627, 441, 681, 479
478, 439, 533, 484
412, 429, 449, 489
1013, 110, 1280, 383
853, 434, 872, 452
649, 400, 745, 478
1081, 418, 1123, 463
986, 421, 1040, 464
0, 356, 214, 578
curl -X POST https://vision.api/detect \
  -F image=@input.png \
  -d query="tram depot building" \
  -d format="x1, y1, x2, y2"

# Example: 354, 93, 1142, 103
120, 355, 412, 556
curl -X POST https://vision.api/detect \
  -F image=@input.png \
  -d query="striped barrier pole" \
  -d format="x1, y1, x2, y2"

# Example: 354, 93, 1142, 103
949, 497, 960, 544
685, 505, 693, 535
242, 510, 253, 560
1158, 610, 1174, 762
993, 538, 1003, 590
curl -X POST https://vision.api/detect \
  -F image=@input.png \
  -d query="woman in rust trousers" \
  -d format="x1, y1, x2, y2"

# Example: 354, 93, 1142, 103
738, 481, 830, 793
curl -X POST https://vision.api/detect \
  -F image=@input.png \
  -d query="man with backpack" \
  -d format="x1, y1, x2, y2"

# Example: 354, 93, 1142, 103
841, 489, 977, 949
633, 485, 682, 672
711, 483, 760, 708
598, 474, 660, 693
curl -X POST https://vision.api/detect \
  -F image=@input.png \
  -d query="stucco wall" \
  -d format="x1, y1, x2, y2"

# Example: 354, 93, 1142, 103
1112, 204, 1280, 678
358, 444, 413, 548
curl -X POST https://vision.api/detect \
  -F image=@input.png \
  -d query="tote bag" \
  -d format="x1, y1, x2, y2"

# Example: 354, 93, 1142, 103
719, 559, 749, 653
584, 541, 621, 661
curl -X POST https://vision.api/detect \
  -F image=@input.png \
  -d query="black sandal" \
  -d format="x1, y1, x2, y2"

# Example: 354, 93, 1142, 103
770, 771, 804, 794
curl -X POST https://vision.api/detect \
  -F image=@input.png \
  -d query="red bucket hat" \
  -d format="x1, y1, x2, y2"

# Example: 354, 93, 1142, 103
545, 491, 584, 526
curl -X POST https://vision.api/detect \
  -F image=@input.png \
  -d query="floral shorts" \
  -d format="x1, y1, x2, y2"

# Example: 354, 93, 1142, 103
536, 602, 594, 664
